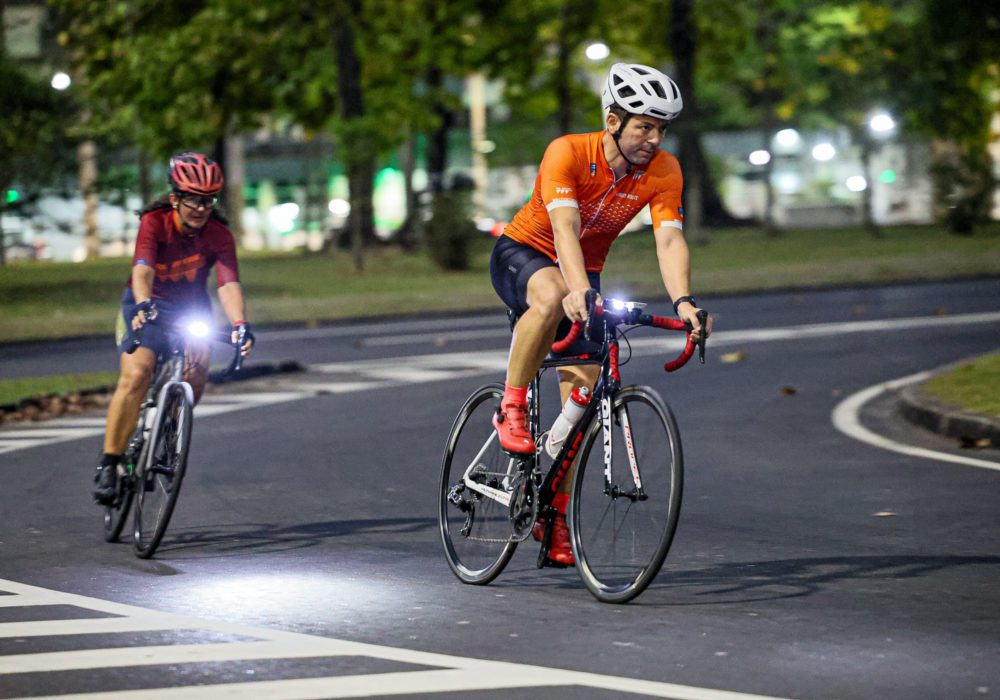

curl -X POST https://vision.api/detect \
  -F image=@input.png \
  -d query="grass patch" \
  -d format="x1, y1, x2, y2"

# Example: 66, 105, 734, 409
1, 222, 998, 342
0, 371, 119, 406
923, 353, 1000, 420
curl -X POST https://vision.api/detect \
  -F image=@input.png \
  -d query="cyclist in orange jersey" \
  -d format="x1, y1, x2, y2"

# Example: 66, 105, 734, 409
489, 63, 711, 565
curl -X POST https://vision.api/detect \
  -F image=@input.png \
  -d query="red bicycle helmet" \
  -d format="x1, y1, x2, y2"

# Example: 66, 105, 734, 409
168, 152, 224, 196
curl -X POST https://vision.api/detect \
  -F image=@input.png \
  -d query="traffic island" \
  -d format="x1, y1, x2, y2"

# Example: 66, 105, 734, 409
898, 361, 1000, 448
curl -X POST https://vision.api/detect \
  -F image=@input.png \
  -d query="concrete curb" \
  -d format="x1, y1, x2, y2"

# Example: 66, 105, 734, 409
898, 358, 1000, 444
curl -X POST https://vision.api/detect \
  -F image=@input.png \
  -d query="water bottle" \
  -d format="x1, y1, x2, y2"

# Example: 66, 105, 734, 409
544, 387, 591, 458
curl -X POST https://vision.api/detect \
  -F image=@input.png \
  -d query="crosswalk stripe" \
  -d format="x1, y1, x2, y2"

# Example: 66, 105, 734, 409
0, 578, 792, 699
0, 392, 313, 456
0, 616, 185, 638
0, 640, 346, 674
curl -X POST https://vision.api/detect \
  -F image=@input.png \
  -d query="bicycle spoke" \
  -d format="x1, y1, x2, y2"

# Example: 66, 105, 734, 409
439, 385, 521, 584
571, 386, 683, 603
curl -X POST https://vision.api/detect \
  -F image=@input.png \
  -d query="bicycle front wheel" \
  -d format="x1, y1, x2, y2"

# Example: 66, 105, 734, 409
439, 384, 521, 585
570, 385, 683, 603
133, 386, 192, 558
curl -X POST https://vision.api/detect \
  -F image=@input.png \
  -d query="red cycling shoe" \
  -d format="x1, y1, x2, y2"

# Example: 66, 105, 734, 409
492, 403, 534, 454
546, 513, 575, 566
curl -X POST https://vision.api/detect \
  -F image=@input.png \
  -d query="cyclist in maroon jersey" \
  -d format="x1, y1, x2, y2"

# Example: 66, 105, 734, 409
93, 153, 255, 505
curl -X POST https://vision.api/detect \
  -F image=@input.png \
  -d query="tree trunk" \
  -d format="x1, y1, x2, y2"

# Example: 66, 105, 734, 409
859, 135, 882, 238
224, 134, 246, 244
396, 137, 421, 249
555, 26, 573, 134
333, 5, 374, 271
0, 197, 7, 267
137, 149, 151, 205
468, 72, 489, 219
669, 0, 742, 231
78, 139, 100, 259
425, 65, 453, 195
761, 128, 778, 236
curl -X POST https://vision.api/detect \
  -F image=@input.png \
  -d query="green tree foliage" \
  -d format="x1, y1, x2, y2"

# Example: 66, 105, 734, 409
0, 55, 75, 264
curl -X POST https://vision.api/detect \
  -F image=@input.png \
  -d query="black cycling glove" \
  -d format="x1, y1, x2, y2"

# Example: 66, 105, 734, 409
233, 321, 255, 350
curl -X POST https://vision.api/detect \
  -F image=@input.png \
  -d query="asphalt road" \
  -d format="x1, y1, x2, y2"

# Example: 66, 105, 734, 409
1, 279, 999, 699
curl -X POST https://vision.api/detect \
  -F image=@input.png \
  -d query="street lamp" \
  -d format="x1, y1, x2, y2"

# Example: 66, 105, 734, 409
585, 42, 610, 61
869, 112, 895, 134
811, 143, 836, 161
51, 72, 71, 90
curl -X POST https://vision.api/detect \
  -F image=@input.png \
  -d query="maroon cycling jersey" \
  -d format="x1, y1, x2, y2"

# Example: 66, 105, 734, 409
127, 207, 239, 307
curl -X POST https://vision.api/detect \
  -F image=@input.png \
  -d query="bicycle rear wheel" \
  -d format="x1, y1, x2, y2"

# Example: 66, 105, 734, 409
133, 386, 192, 558
439, 384, 522, 584
570, 385, 683, 603
102, 473, 135, 542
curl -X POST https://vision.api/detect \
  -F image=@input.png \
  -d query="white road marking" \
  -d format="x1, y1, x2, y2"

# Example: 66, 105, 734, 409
0, 578, 791, 700
0, 392, 311, 456
261, 314, 504, 342
831, 372, 1000, 471
4, 311, 998, 457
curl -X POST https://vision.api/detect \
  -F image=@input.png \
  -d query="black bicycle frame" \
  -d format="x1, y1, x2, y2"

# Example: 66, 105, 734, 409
534, 312, 626, 510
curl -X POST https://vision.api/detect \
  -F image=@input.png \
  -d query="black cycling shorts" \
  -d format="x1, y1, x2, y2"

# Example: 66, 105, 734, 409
489, 235, 602, 356
490, 236, 602, 314
118, 289, 212, 356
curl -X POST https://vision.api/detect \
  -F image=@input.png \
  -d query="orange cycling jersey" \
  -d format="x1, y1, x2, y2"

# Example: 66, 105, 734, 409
502, 131, 683, 272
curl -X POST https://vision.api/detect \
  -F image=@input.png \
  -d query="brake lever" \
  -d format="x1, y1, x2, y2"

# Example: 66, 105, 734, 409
696, 309, 708, 364
684, 309, 709, 364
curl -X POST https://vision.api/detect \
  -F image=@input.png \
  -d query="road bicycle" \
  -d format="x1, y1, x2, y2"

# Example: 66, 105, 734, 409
439, 295, 706, 603
103, 309, 244, 558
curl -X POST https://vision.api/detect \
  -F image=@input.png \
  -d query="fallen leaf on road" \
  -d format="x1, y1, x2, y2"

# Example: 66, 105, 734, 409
720, 351, 746, 363
781, 386, 797, 395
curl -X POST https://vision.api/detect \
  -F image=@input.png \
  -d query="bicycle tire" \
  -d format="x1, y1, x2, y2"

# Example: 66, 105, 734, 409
103, 424, 149, 543
439, 383, 521, 585
569, 385, 683, 603
133, 385, 193, 558
102, 478, 135, 543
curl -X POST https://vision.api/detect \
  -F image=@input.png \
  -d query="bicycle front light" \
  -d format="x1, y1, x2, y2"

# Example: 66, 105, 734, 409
185, 320, 211, 339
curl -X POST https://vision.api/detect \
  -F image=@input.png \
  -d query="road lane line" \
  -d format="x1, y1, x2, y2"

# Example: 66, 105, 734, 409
0, 578, 793, 700
0, 616, 186, 638
0, 640, 346, 674
361, 328, 512, 347
832, 371, 1000, 471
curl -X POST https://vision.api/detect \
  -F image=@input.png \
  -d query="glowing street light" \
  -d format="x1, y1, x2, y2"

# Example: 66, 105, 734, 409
869, 112, 895, 134
585, 42, 610, 61
748, 150, 771, 166
774, 128, 801, 149
846, 175, 868, 192
51, 72, 71, 90
811, 143, 836, 161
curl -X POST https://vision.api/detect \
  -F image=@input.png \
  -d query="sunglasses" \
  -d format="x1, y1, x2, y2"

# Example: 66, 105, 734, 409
179, 194, 218, 210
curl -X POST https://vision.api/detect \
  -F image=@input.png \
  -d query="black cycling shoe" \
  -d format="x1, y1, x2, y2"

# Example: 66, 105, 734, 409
92, 465, 117, 506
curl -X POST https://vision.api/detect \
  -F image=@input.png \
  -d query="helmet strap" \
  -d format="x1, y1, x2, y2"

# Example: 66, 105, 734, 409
610, 113, 637, 173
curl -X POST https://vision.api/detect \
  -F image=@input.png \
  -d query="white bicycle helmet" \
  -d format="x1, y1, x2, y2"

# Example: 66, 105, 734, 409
602, 63, 683, 121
